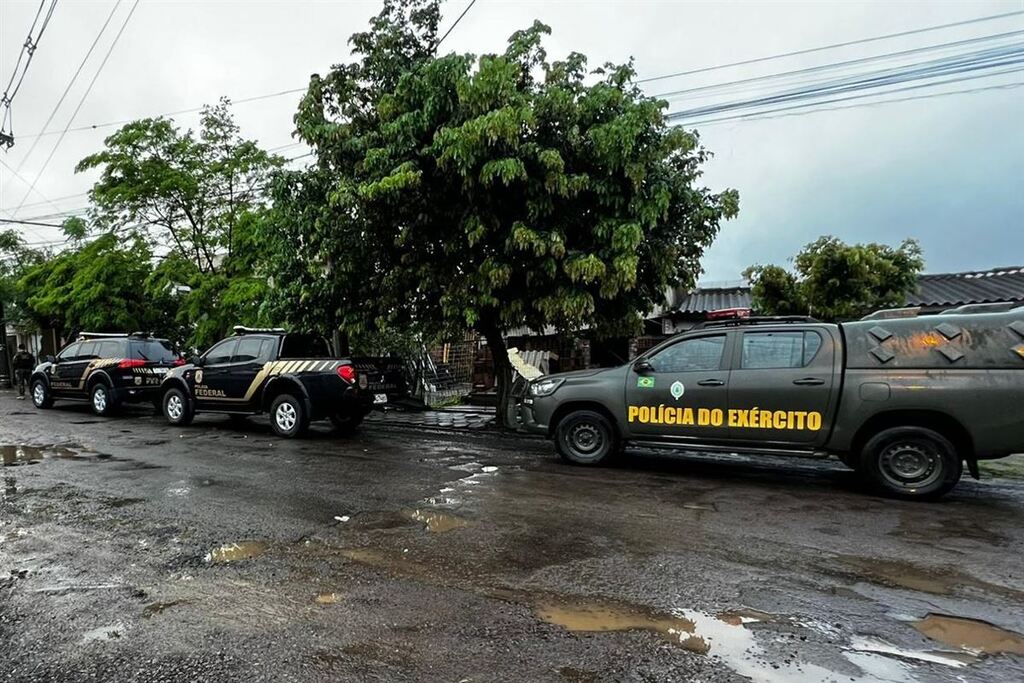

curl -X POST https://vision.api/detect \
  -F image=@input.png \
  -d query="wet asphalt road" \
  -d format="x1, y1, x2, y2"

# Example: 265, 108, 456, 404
2, 390, 1023, 683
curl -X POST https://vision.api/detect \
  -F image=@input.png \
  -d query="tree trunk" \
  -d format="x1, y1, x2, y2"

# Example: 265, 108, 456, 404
480, 324, 514, 429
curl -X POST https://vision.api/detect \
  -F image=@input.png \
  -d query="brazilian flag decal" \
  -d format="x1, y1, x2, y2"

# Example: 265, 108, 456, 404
636, 376, 655, 389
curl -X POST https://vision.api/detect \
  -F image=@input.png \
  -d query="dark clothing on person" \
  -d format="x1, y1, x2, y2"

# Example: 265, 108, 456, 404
12, 350, 35, 398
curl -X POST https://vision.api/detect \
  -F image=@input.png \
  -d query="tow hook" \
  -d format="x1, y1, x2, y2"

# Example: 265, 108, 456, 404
966, 459, 980, 480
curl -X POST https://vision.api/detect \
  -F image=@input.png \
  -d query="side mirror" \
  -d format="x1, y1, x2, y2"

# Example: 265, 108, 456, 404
45, 355, 56, 364
633, 359, 653, 373
190, 355, 204, 367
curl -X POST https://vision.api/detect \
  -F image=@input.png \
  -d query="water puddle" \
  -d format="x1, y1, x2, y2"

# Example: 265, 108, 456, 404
205, 541, 268, 563
849, 635, 977, 668
1, 443, 113, 467
315, 592, 341, 604
534, 597, 708, 653
839, 556, 1024, 599
717, 608, 775, 625
143, 601, 182, 617
403, 508, 469, 533
81, 623, 126, 643
914, 613, 1024, 656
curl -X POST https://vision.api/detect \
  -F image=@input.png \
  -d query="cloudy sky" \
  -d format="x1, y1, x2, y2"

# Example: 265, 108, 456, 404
1, 0, 1021, 283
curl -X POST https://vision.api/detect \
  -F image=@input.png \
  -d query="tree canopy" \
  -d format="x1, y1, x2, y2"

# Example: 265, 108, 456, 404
744, 236, 924, 321
263, 0, 738, 419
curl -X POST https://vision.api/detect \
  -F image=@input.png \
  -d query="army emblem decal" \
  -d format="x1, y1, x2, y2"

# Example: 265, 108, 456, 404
670, 381, 685, 400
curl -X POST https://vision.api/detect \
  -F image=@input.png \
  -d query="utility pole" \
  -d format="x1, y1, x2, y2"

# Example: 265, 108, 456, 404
0, 299, 12, 388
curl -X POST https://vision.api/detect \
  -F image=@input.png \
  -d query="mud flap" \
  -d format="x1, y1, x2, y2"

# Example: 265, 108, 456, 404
966, 459, 980, 480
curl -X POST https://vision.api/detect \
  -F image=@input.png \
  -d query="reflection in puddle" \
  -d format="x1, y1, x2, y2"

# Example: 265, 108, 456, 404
840, 556, 1024, 600
81, 623, 126, 643
205, 541, 268, 563
717, 608, 774, 625
1, 443, 109, 467
535, 597, 913, 682
535, 597, 707, 653
315, 592, 341, 604
914, 613, 1024, 656
849, 635, 977, 668
404, 509, 468, 533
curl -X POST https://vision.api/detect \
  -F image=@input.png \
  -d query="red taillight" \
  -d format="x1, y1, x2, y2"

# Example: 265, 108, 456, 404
118, 358, 147, 369
337, 364, 357, 383
173, 357, 185, 366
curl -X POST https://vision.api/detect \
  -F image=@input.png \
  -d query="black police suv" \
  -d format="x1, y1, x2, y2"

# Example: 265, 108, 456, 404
159, 327, 388, 438
30, 333, 183, 416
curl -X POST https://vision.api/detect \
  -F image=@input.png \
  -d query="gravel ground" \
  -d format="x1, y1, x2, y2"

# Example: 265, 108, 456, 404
1, 389, 1023, 682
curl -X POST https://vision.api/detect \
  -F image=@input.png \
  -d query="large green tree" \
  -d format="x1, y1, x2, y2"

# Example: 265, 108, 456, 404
76, 101, 282, 349
264, 0, 738, 420
744, 236, 924, 321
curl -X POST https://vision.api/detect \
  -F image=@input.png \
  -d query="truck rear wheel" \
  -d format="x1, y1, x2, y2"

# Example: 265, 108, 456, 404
554, 410, 619, 466
270, 393, 309, 438
861, 426, 962, 500
90, 382, 118, 416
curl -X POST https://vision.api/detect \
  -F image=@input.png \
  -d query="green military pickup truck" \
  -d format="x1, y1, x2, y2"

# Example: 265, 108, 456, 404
519, 308, 1024, 499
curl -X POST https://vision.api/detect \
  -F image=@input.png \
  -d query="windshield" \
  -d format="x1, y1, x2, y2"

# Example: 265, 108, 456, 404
131, 339, 180, 363
280, 334, 332, 359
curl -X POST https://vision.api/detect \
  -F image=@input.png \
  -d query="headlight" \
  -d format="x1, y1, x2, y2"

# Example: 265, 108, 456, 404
529, 377, 564, 397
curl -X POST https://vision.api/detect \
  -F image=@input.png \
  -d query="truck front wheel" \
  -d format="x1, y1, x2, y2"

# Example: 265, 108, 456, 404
861, 426, 962, 500
554, 410, 619, 466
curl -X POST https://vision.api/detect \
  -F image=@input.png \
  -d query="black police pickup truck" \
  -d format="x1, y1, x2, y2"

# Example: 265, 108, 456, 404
30, 332, 183, 415
159, 328, 393, 438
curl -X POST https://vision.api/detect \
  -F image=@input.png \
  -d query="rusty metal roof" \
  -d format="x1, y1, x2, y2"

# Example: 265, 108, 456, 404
907, 266, 1024, 307
675, 266, 1024, 314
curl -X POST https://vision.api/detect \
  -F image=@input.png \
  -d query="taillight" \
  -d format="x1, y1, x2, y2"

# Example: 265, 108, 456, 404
173, 358, 185, 366
118, 359, 147, 369
337, 365, 357, 383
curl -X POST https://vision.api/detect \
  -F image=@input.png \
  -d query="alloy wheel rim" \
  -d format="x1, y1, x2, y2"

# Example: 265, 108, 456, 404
93, 388, 107, 413
276, 402, 297, 431
167, 395, 183, 420
33, 384, 45, 406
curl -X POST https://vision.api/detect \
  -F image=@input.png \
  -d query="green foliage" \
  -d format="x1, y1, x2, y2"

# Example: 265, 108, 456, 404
19, 233, 158, 334
71, 100, 282, 349
1, 230, 47, 330
745, 236, 925, 321
262, 0, 737, 416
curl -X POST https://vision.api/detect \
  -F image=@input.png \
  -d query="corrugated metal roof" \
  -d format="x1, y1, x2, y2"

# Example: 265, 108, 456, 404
675, 287, 752, 314
906, 266, 1024, 307
675, 266, 1024, 314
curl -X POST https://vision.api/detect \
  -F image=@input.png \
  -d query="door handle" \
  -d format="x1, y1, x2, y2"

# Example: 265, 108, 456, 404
697, 379, 725, 387
793, 377, 825, 386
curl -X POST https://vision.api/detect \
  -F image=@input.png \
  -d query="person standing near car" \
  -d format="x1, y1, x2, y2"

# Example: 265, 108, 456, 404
12, 344, 35, 399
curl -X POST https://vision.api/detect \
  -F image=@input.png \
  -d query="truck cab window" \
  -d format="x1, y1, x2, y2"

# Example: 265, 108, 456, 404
741, 331, 822, 369
650, 335, 726, 372
203, 339, 238, 365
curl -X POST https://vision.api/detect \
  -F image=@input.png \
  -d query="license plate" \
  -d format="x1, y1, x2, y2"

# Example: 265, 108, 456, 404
373, 393, 388, 405
153, 367, 168, 375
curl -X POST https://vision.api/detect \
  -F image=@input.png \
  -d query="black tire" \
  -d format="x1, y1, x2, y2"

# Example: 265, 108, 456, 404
860, 426, 962, 500
269, 393, 309, 438
31, 378, 53, 409
330, 411, 365, 435
163, 387, 195, 427
554, 410, 619, 465
89, 381, 118, 416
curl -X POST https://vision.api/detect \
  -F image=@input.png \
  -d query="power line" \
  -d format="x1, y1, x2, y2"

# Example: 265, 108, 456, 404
666, 44, 1024, 123
1, 0, 58, 147
637, 9, 1024, 84
692, 80, 1024, 127
16, 87, 308, 141
11, 0, 140, 216
436, 0, 477, 48
651, 29, 1024, 100
12, 1, 122, 176
0, 217, 64, 228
